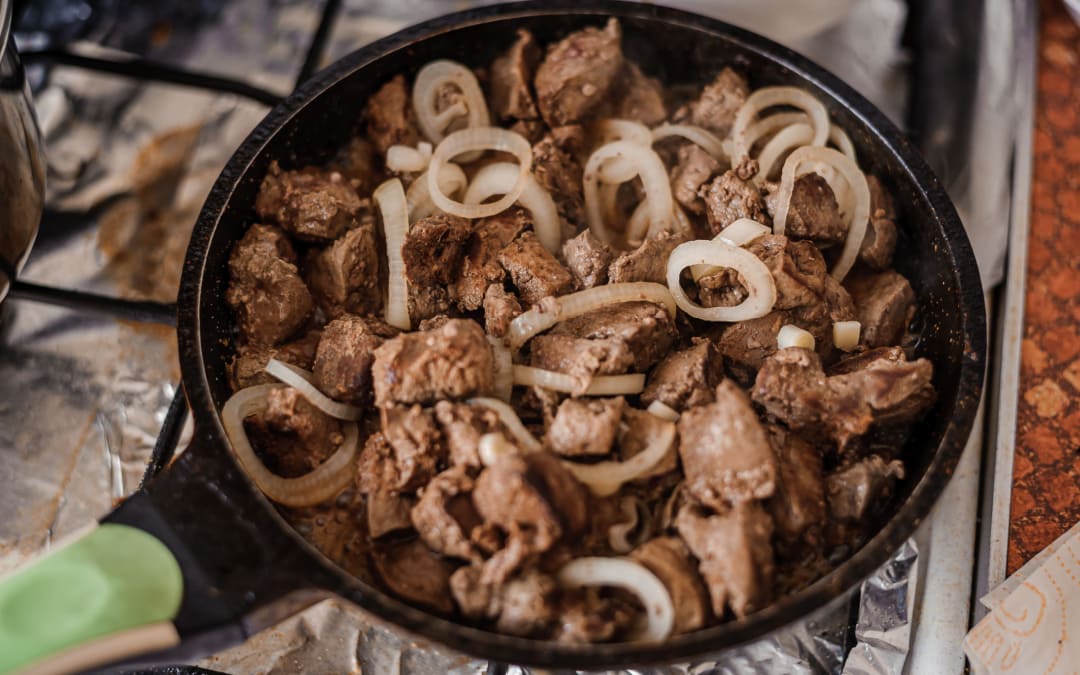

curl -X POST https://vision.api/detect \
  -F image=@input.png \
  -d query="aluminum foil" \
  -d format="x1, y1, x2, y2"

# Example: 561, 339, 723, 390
0, 0, 1014, 672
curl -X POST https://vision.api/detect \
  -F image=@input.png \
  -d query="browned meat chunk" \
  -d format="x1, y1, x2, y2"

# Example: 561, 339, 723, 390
312, 316, 399, 406
451, 566, 558, 637
673, 67, 749, 137
434, 400, 507, 468
562, 229, 613, 289
483, 284, 522, 338
765, 425, 826, 548
610, 61, 667, 125
845, 270, 916, 347
555, 591, 637, 643
372, 538, 456, 614
828, 347, 936, 426
713, 312, 787, 382
412, 465, 482, 561
227, 235, 313, 347
671, 143, 721, 216
642, 338, 725, 411
764, 173, 846, 246
534, 18, 624, 126
332, 136, 380, 195
752, 234, 827, 310
402, 213, 472, 288
491, 29, 542, 122
529, 334, 635, 382
678, 381, 776, 509
365, 74, 419, 155
550, 301, 678, 371
826, 455, 905, 522
408, 285, 453, 323
547, 397, 625, 457
304, 220, 381, 318
630, 537, 710, 634
246, 386, 342, 478
255, 161, 364, 242
702, 168, 767, 235
453, 207, 531, 311
230, 328, 321, 390
533, 135, 586, 230
675, 502, 774, 619
608, 231, 688, 285
498, 231, 575, 306
860, 175, 899, 270
372, 319, 494, 407
381, 404, 446, 492
356, 432, 415, 538
231, 222, 297, 264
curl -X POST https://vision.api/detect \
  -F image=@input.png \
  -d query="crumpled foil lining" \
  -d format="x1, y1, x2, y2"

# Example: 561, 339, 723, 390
0, 0, 1009, 672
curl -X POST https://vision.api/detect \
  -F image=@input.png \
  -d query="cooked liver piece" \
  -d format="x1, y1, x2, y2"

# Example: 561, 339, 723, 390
673, 67, 749, 137
608, 231, 688, 285
678, 381, 776, 509
675, 502, 774, 619
372, 319, 494, 407
434, 400, 506, 468
407, 285, 453, 323
702, 168, 767, 235
411, 465, 482, 561
826, 455, 905, 522
547, 397, 625, 457
529, 334, 635, 381
630, 537, 710, 634
230, 328, 321, 390
562, 229, 613, 288
610, 61, 667, 125
859, 175, 899, 269
532, 135, 586, 231
483, 284, 523, 338
555, 592, 637, 643
498, 230, 576, 306
356, 432, 415, 538
226, 235, 313, 347
550, 300, 678, 371
671, 143, 722, 215
402, 213, 473, 288
453, 207, 531, 311
255, 161, 364, 242
304, 220, 382, 319
765, 425, 826, 547
231, 222, 297, 264
828, 348, 936, 426
642, 338, 725, 411
764, 173, 846, 246
845, 270, 916, 347
372, 538, 456, 614
491, 29, 542, 122
380, 404, 446, 492
364, 74, 419, 155
313, 316, 398, 406
534, 18, 624, 126
246, 387, 341, 478
451, 566, 558, 637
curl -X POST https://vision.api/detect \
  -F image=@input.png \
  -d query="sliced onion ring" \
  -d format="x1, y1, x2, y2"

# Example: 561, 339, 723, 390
731, 86, 829, 160
561, 416, 675, 496
412, 60, 491, 144
667, 239, 777, 322
386, 144, 430, 173
478, 432, 521, 467
507, 282, 676, 350
428, 127, 532, 219
512, 365, 645, 397
755, 122, 814, 182
646, 400, 681, 422
465, 162, 562, 253
406, 163, 467, 222
374, 178, 411, 330
264, 359, 363, 421
594, 118, 653, 183
584, 141, 673, 245
651, 123, 728, 163
467, 396, 542, 452
690, 218, 771, 281
608, 497, 650, 554
556, 557, 675, 642
222, 384, 360, 507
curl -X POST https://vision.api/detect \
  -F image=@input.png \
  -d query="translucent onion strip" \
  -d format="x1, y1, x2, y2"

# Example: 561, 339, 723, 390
595, 118, 653, 182
667, 239, 777, 322
264, 359, 363, 421
386, 144, 431, 173
507, 282, 676, 350
772, 146, 870, 281
467, 397, 542, 452
412, 60, 491, 144
464, 162, 562, 253
690, 218, 771, 281
374, 178, 411, 330
608, 497, 650, 554
478, 432, 521, 467
428, 127, 532, 219
731, 86, 829, 160
755, 122, 814, 181
222, 384, 360, 507
646, 400, 680, 422
651, 123, 728, 163
561, 417, 676, 497
512, 365, 645, 396
556, 557, 675, 642
777, 324, 816, 350
486, 336, 514, 402
742, 111, 856, 162
833, 320, 861, 351
406, 163, 467, 222
585, 141, 674, 245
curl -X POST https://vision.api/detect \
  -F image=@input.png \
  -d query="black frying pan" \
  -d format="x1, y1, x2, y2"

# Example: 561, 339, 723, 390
0, 2, 985, 672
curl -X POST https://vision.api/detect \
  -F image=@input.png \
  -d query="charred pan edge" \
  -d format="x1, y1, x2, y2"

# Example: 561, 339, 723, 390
177, 0, 986, 667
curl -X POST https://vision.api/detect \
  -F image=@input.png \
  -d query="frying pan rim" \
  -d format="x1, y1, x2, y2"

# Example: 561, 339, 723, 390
176, 0, 987, 667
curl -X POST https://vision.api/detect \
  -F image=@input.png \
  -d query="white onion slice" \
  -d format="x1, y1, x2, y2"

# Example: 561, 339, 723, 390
777, 324, 816, 350
507, 282, 676, 350
406, 163, 467, 222
428, 127, 532, 219
646, 400, 681, 422
651, 123, 729, 163
830, 125, 856, 161
756, 122, 814, 182
561, 416, 675, 496
833, 320, 862, 351
374, 178, 411, 330
595, 118, 654, 183
221, 384, 360, 507
608, 497, 650, 554
731, 87, 829, 160
772, 146, 870, 281
467, 397, 542, 452
412, 60, 490, 145
464, 162, 562, 253
478, 432, 521, 467
486, 336, 514, 402
264, 359, 363, 421
512, 365, 645, 396
667, 239, 777, 322
385, 144, 430, 173
584, 141, 673, 245
556, 557, 675, 642
690, 218, 772, 280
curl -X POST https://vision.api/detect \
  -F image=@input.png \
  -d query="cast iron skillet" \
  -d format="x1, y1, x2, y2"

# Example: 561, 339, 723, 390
2, 1, 986, 672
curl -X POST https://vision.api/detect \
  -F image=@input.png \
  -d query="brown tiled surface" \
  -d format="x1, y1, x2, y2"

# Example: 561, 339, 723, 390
1008, 0, 1080, 574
